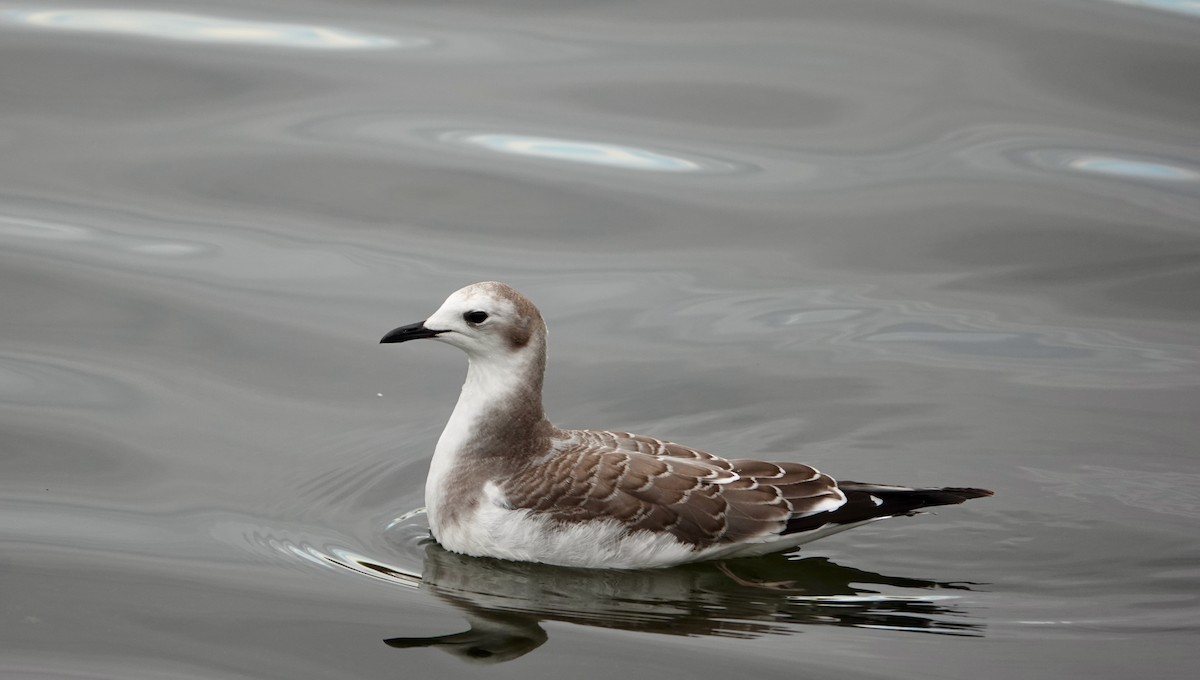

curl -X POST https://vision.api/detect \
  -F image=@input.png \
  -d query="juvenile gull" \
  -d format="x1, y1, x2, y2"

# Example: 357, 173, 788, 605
381, 282, 992, 569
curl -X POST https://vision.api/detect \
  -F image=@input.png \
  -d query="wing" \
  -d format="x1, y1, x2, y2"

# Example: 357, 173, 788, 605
495, 430, 847, 550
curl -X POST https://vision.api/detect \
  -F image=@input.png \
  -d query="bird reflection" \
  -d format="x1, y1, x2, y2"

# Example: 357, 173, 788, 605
381, 542, 984, 664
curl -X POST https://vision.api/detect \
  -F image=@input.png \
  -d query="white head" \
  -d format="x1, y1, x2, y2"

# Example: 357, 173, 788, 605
380, 282, 546, 363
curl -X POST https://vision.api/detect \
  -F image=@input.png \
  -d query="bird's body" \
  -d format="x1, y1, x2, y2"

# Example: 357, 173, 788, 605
382, 282, 992, 569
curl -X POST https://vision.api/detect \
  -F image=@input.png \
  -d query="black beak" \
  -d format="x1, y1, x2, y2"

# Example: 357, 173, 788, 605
380, 321, 444, 344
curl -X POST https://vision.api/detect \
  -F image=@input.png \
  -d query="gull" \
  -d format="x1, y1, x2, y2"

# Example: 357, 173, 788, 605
381, 282, 992, 569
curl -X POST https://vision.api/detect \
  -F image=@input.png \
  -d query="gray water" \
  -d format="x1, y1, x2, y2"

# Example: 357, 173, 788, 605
3, 1, 1199, 678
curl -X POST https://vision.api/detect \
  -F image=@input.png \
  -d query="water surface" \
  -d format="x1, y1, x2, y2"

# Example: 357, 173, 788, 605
2, 1, 1199, 678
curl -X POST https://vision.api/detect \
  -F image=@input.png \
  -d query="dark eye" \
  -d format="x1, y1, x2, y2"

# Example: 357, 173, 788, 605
463, 310, 489, 324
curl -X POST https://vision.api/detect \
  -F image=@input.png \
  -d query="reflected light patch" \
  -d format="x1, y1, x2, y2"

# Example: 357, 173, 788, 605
444, 132, 708, 173
1024, 149, 1200, 183
1, 8, 409, 49
0, 215, 90, 241
755, 308, 865, 327
1067, 156, 1199, 181
1102, 0, 1200, 19
128, 242, 208, 257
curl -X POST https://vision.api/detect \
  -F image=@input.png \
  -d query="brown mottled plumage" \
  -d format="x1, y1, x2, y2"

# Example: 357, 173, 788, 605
496, 431, 842, 550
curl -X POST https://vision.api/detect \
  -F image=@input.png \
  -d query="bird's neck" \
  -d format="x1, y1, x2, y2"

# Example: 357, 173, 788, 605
435, 343, 552, 462
426, 342, 553, 533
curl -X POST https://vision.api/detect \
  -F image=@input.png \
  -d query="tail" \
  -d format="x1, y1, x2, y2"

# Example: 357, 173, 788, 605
784, 482, 993, 535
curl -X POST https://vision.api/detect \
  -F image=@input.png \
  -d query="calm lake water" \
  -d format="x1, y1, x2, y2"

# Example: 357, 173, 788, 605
3, 1, 1199, 678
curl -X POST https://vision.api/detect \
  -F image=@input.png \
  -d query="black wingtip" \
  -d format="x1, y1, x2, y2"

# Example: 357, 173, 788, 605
784, 483, 993, 535
937, 487, 995, 502
871, 485, 995, 508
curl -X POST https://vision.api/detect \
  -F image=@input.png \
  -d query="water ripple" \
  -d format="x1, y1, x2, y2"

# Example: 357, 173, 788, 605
0, 211, 214, 258
0, 8, 417, 50
1024, 465, 1200, 520
208, 514, 428, 582
0, 349, 138, 409
0, 203, 368, 292
435, 131, 751, 175
1101, 0, 1200, 19
291, 113, 759, 178
658, 286, 1200, 388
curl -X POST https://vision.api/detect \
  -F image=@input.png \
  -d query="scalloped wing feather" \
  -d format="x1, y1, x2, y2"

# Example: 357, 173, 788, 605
495, 430, 847, 551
